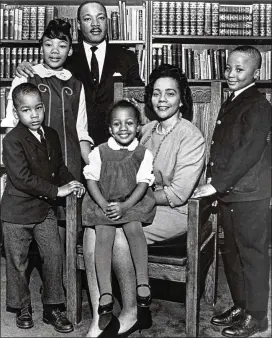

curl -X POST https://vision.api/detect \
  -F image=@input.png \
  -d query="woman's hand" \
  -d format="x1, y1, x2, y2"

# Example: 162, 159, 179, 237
105, 202, 127, 221
192, 183, 217, 198
15, 61, 35, 78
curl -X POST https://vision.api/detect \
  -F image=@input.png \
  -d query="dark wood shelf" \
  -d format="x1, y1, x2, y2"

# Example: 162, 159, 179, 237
152, 35, 272, 44
1, 0, 143, 4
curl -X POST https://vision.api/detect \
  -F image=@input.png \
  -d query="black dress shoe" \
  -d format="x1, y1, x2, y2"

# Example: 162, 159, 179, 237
43, 308, 74, 333
211, 306, 245, 326
222, 314, 268, 337
136, 284, 152, 307
16, 305, 34, 329
98, 293, 114, 315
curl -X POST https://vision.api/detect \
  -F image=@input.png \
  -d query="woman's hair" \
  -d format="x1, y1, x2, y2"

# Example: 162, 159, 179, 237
106, 99, 141, 125
40, 19, 72, 46
145, 64, 193, 121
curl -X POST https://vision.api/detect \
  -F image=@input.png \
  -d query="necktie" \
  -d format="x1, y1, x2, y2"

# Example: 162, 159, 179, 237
90, 46, 99, 85
37, 128, 47, 149
225, 92, 235, 107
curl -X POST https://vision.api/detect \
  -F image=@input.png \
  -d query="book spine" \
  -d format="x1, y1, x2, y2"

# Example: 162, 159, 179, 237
17, 47, 22, 66
8, 8, 14, 40
18, 8, 23, 40
214, 49, 221, 80
177, 44, 182, 70
168, 2, 175, 35
22, 47, 28, 62
0, 47, 4, 78
161, 1, 168, 35
28, 47, 34, 64
10, 47, 16, 78
0, 87, 6, 119
252, 4, 260, 36
3, 8, 9, 39
211, 3, 219, 36
219, 13, 252, 21
172, 44, 177, 67
33, 47, 39, 65
152, 1, 161, 35
152, 47, 158, 70
175, 2, 182, 36
219, 5, 252, 14
219, 21, 252, 29
162, 44, 168, 64
266, 4, 271, 36
204, 2, 212, 35
4, 47, 10, 79
220, 49, 226, 79
183, 2, 190, 36
22, 6, 30, 40
138, 9, 143, 40
14, 7, 19, 40
45, 6, 55, 28
37, 6, 45, 40
111, 11, 119, 40
190, 2, 197, 36
29, 6, 37, 40
197, 2, 205, 36
0, 6, 3, 40
219, 28, 252, 36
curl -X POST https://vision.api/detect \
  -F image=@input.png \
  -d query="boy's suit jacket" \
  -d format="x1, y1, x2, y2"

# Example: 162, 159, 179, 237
208, 85, 271, 202
66, 43, 144, 145
1, 122, 74, 224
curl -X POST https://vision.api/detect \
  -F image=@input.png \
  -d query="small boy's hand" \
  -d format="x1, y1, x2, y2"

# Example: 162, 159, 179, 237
105, 202, 126, 220
57, 181, 85, 198
16, 61, 35, 78
192, 184, 217, 198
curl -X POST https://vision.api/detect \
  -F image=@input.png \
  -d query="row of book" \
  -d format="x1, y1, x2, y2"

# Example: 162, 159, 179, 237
0, 44, 146, 81
152, 45, 271, 81
0, 47, 43, 79
152, 2, 271, 37
0, 2, 146, 41
0, 86, 11, 119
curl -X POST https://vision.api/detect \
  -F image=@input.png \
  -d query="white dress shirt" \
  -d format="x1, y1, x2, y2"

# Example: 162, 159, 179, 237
83, 40, 106, 83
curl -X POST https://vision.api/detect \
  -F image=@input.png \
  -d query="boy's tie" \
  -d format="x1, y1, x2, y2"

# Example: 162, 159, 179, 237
90, 46, 99, 85
225, 92, 235, 107
37, 128, 47, 149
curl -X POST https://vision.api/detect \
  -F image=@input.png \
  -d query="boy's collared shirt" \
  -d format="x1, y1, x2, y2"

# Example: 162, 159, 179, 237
29, 126, 45, 142
1, 64, 93, 146
232, 82, 255, 100
83, 39, 106, 83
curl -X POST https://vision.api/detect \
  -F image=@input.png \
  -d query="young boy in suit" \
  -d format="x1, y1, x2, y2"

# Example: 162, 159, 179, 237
193, 45, 271, 337
1, 83, 85, 333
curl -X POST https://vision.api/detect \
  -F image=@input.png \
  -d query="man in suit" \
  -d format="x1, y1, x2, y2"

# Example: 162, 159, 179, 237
193, 46, 271, 337
1, 83, 85, 333
15, 1, 144, 145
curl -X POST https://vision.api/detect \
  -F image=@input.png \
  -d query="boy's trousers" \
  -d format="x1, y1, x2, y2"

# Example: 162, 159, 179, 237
219, 198, 270, 320
2, 208, 65, 309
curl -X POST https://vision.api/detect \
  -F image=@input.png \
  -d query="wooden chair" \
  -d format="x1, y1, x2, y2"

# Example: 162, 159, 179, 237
66, 81, 222, 337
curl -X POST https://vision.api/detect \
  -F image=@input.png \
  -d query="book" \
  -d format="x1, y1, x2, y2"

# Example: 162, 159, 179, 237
161, 1, 168, 35
0, 87, 6, 119
22, 6, 30, 40
4, 47, 10, 79
29, 6, 37, 40
10, 47, 16, 78
168, 2, 175, 35
259, 4, 266, 37
3, 7, 9, 39
197, 2, 205, 36
219, 4, 252, 14
152, 1, 160, 35
211, 3, 219, 36
37, 6, 45, 40
189, 2, 197, 36
14, 7, 19, 40
111, 11, 119, 40
8, 7, 14, 40
0, 5, 4, 40
175, 2, 182, 36
266, 4, 271, 36
204, 2, 212, 35
0, 47, 4, 78
183, 2, 190, 36
252, 3, 259, 36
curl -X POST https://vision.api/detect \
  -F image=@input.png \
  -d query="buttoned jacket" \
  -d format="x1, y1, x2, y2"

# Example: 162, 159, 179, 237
65, 42, 144, 145
209, 85, 271, 202
1, 122, 74, 224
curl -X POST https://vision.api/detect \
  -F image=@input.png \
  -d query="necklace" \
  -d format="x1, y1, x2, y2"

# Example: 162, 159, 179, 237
142, 119, 181, 165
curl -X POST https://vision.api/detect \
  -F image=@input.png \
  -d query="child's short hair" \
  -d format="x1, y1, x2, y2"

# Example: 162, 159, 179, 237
231, 45, 262, 69
106, 99, 141, 125
40, 19, 72, 46
12, 83, 41, 109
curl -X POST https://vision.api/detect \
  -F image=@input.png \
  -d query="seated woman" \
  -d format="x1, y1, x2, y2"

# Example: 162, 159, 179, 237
82, 64, 205, 338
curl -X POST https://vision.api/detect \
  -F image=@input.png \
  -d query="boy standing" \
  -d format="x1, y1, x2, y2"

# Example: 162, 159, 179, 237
193, 46, 271, 337
1, 83, 85, 333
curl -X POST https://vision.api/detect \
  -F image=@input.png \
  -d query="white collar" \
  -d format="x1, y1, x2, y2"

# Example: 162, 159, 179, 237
34, 64, 72, 81
233, 82, 255, 98
83, 39, 106, 54
29, 126, 44, 139
108, 137, 139, 151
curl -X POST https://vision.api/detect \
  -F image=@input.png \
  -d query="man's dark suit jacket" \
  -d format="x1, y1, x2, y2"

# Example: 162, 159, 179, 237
1, 122, 74, 224
209, 85, 271, 202
65, 42, 144, 145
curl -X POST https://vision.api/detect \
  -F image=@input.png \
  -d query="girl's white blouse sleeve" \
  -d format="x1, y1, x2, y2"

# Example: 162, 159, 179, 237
83, 147, 101, 181
136, 149, 155, 186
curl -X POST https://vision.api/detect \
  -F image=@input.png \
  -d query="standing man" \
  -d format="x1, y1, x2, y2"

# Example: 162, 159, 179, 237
14, 1, 144, 145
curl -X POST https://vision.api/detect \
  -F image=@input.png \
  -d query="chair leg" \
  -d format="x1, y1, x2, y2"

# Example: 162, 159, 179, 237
185, 274, 199, 337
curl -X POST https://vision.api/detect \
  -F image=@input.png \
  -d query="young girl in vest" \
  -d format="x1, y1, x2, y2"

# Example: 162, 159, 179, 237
82, 100, 155, 334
